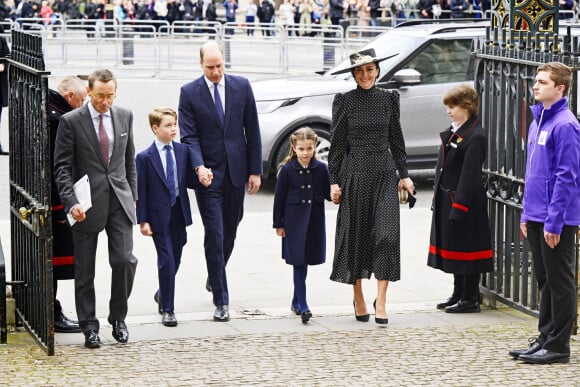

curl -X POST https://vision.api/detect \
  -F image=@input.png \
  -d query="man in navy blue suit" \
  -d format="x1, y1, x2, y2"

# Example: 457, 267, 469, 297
178, 42, 262, 322
136, 107, 194, 327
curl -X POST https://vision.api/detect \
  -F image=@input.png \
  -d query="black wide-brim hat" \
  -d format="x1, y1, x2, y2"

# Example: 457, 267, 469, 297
330, 48, 398, 75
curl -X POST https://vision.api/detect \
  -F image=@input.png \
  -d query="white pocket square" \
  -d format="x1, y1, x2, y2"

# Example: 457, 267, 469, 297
120, 133, 128, 137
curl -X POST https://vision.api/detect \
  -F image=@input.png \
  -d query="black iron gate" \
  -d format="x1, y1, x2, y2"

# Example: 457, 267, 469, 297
7, 30, 54, 355
476, 0, 579, 333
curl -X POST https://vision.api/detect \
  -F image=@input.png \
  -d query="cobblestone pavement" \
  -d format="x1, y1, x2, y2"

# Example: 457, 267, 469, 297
2, 314, 579, 386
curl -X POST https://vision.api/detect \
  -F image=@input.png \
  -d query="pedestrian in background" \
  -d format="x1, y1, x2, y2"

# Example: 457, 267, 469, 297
244, 0, 258, 35
510, 62, 580, 365
328, 0, 346, 25
136, 107, 194, 328
273, 127, 330, 324
279, 0, 296, 35
427, 84, 493, 314
54, 68, 138, 349
223, 0, 238, 34
257, 0, 274, 36
328, 48, 414, 326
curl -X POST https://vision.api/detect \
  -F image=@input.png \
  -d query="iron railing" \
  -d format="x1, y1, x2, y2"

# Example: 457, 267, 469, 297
8, 29, 54, 355
475, 22, 580, 334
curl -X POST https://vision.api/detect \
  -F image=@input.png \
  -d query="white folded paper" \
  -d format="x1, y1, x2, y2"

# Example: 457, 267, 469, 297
67, 174, 92, 226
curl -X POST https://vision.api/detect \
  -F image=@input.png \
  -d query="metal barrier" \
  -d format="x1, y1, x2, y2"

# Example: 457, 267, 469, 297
4, 18, 380, 76
343, 25, 390, 49
475, 10, 580, 333
7, 30, 54, 355
284, 24, 344, 72
221, 22, 285, 73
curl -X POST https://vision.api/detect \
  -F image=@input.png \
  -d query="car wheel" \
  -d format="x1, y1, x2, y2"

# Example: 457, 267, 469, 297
273, 127, 331, 176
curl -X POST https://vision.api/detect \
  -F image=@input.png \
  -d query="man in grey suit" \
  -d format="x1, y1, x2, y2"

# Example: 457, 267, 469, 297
54, 69, 138, 349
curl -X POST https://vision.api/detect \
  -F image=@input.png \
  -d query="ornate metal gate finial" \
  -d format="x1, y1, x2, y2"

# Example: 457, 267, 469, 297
490, 0, 559, 34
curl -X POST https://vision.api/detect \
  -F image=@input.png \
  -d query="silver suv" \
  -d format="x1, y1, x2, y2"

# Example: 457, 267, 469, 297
252, 20, 487, 178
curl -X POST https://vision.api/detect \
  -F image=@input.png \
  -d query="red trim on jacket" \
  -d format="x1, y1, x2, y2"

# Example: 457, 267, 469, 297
429, 245, 492, 261
52, 205, 64, 211
53, 256, 74, 266
452, 202, 469, 212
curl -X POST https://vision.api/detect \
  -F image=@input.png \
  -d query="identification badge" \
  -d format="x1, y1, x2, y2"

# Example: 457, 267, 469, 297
538, 130, 548, 145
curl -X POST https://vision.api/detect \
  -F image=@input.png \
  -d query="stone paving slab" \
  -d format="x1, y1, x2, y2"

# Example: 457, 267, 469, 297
2, 312, 578, 386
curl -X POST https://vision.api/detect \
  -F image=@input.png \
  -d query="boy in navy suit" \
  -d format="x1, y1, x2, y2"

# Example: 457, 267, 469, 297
136, 107, 194, 327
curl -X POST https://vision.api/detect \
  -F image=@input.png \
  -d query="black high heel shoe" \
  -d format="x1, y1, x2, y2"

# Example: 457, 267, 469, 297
353, 301, 369, 322
373, 299, 388, 325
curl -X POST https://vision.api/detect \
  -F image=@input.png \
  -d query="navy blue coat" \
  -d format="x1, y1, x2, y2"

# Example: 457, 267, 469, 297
428, 116, 493, 274
273, 158, 331, 266
136, 141, 194, 232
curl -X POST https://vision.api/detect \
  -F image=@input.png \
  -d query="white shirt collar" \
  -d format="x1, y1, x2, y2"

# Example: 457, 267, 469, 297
155, 138, 172, 151
204, 76, 224, 89
87, 102, 110, 119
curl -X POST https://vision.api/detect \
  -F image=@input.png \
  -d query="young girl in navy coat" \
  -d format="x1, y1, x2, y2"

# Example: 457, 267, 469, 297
273, 127, 331, 323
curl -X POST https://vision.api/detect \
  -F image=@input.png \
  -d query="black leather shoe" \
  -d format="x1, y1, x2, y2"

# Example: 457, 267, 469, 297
162, 312, 178, 327
153, 290, 162, 315
213, 305, 230, 322
373, 299, 388, 325
518, 349, 570, 364
205, 277, 212, 293
109, 320, 129, 343
84, 330, 101, 349
290, 305, 301, 315
54, 312, 81, 333
445, 300, 481, 313
353, 301, 369, 322
301, 310, 312, 324
436, 296, 460, 310
509, 338, 543, 359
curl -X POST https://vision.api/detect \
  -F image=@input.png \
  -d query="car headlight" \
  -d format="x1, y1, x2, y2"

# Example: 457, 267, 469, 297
256, 98, 301, 114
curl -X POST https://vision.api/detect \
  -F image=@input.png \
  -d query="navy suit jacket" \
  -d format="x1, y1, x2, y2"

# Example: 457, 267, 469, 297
136, 141, 193, 232
178, 74, 262, 188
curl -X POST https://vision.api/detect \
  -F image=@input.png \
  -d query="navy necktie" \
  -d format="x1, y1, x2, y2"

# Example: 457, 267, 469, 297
214, 83, 225, 125
164, 144, 176, 206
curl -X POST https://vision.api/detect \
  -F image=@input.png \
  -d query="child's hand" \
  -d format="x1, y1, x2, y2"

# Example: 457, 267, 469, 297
276, 227, 285, 237
140, 222, 153, 236
331, 184, 341, 204
197, 166, 213, 187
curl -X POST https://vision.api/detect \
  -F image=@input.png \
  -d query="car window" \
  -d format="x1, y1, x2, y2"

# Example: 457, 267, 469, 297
402, 39, 473, 84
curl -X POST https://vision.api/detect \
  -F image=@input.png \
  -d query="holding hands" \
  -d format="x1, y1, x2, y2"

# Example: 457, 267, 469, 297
197, 166, 213, 187
331, 183, 342, 204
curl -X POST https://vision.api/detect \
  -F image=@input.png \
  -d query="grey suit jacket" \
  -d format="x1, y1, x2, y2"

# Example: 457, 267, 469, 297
53, 104, 138, 233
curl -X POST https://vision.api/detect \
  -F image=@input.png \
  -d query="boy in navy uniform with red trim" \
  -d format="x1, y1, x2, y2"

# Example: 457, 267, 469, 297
427, 84, 493, 313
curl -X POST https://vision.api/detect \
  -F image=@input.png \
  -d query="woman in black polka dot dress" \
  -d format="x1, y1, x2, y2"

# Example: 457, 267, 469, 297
328, 48, 415, 325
